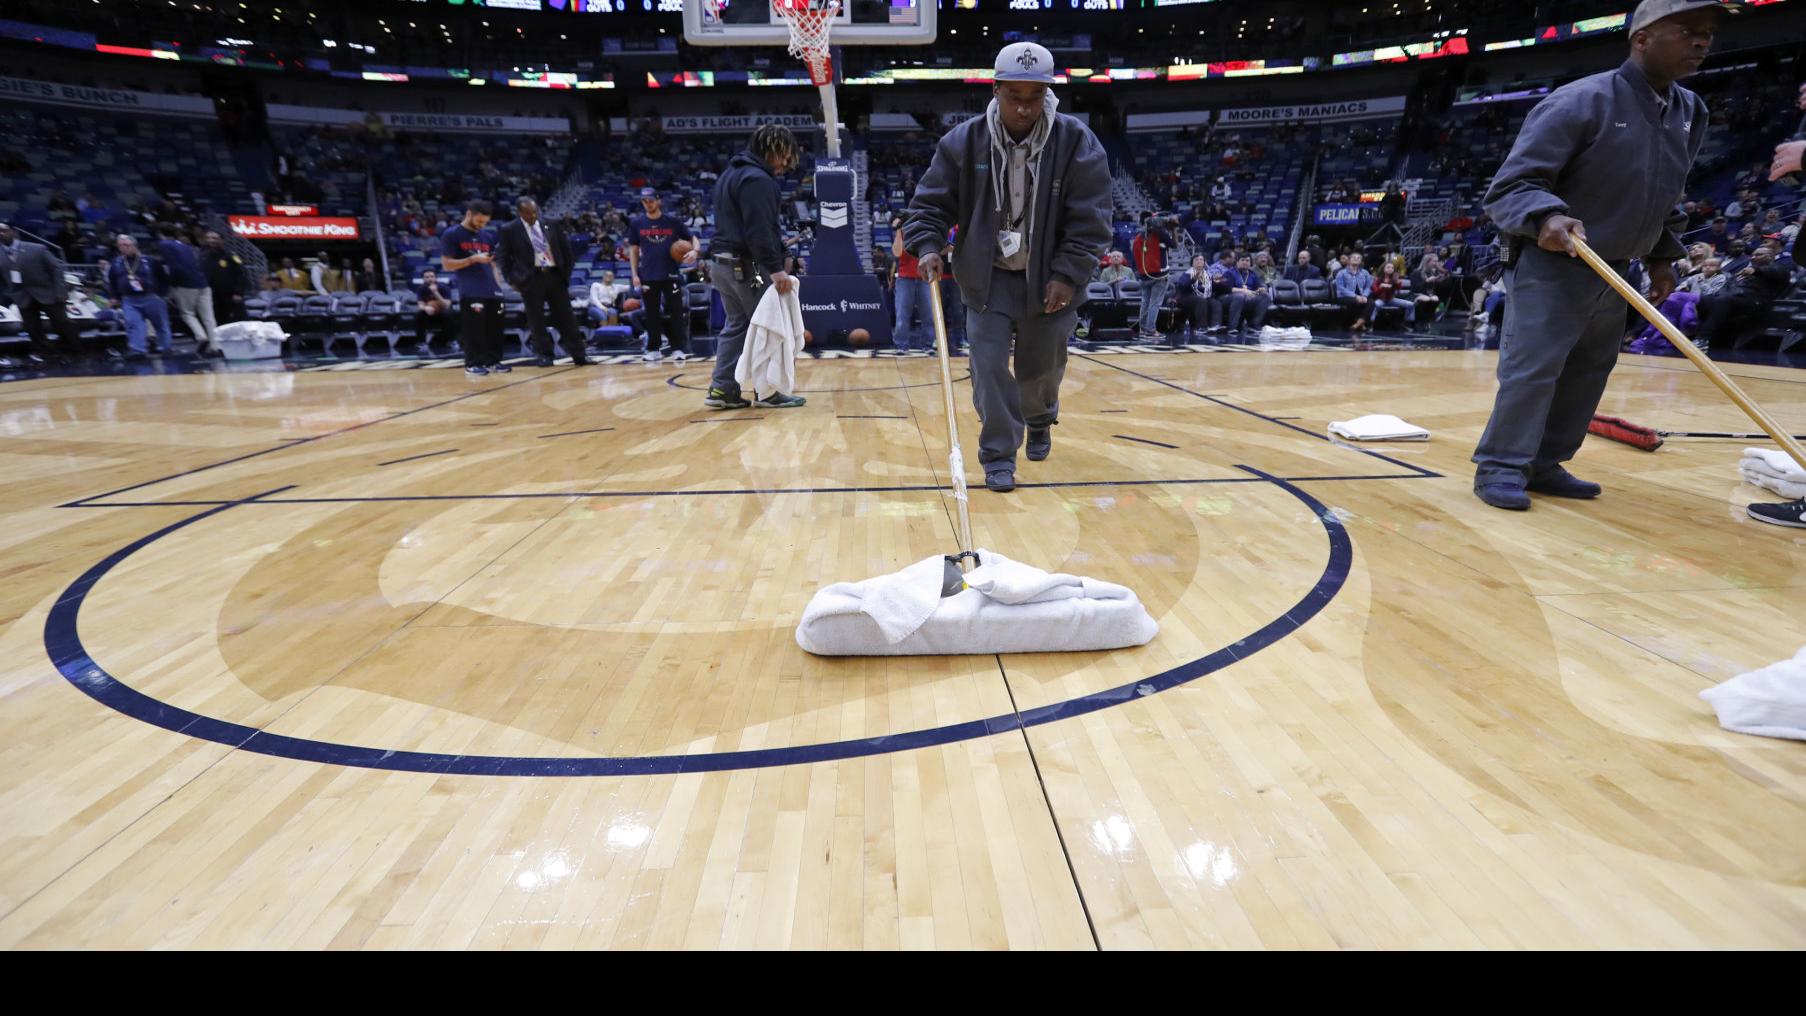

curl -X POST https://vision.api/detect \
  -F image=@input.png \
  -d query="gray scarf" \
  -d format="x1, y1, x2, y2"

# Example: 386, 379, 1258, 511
985, 89, 1059, 226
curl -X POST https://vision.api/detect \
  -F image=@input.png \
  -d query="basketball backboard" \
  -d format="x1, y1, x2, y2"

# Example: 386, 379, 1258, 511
684, 0, 937, 47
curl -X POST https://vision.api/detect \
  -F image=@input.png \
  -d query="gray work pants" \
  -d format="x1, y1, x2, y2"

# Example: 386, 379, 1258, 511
709, 256, 771, 395
966, 268, 1077, 472
1472, 245, 1627, 488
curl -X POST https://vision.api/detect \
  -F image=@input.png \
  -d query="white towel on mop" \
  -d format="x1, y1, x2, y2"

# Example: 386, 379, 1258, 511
1739, 447, 1806, 499
1328, 414, 1431, 442
796, 548, 1159, 656
1700, 646, 1806, 741
734, 282, 803, 399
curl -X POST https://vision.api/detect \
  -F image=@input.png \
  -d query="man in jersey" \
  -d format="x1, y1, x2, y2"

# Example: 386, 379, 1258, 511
441, 199, 508, 377
629, 187, 698, 363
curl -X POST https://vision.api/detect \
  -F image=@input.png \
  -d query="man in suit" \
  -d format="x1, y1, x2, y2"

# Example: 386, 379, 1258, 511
0, 222, 81, 364
496, 197, 589, 367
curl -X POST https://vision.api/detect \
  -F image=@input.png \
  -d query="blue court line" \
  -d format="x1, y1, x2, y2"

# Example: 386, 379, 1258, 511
376, 449, 458, 467
1077, 353, 1443, 478
58, 367, 576, 508
1114, 434, 1180, 450
537, 427, 616, 439
1099, 409, 1129, 414
44, 468, 1352, 777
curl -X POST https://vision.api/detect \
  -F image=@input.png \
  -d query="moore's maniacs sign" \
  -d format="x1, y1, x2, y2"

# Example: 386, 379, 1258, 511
1217, 95, 1407, 127
229, 215, 362, 241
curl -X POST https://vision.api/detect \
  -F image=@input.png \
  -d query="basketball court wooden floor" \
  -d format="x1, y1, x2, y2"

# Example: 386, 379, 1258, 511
0, 346, 1801, 950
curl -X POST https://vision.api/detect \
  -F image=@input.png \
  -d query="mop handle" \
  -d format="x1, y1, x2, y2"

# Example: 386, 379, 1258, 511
1572, 237, 1806, 474
927, 276, 975, 563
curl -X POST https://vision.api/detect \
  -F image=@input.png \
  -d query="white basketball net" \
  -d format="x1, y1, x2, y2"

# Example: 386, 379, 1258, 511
774, 0, 839, 87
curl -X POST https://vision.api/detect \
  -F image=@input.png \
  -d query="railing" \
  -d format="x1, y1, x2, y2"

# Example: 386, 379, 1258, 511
366, 172, 390, 289
1286, 151, 1320, 264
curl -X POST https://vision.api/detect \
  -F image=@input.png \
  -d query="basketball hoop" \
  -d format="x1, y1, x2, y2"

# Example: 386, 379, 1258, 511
772, 0, 839, 88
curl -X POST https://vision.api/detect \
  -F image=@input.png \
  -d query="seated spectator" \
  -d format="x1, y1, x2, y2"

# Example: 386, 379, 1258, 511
1098, 251, 1133, 287
1222, 254, 1271, 338
354, 258, 383, 293
1368, 262, 1416, 330
1283, 250, 1321, 284
1252, 251, 1278, 287
276, 257, 309, 291
1702, 217, 1733, 251
1333, 252, 1374, 332
1694, 247, 1791, 352
589, 270, 628, 327
1172, 254, 1216, 336
1721, 240, 1752, 276
414, 269, 458, 349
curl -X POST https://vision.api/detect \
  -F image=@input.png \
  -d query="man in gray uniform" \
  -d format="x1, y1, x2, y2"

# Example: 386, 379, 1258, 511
905, 42, 1113, 493
1472, 0, 1723, 510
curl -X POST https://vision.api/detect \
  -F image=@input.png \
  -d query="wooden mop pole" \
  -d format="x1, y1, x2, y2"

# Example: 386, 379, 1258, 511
1572, 237, 1806, 474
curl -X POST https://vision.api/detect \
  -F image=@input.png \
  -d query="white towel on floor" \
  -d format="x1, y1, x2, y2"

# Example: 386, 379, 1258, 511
1257, 325, 1314, 350
1739, 464, 1806, 500
1739, 448, 1806, 499
796, 548, 1159, 656
1742, 448, 1806, 482
1328, 414, 1431, 442
734, 282, 803, 399
1700, 646, 1806, 741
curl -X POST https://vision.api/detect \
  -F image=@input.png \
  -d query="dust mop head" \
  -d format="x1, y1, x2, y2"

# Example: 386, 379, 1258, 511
1589, 414, 1663, 451
796, 549, 1158, 656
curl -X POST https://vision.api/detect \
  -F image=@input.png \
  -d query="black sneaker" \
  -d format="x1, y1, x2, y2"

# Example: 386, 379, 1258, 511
491, 363, 513, 374
704, 387, 751, 410
1026, 426, 1052, 461
1527, 466, 1602, 499
1747, 499, 1806, 529
465, 365, 490, 377
984, 468, 1016, 493
531, 356, 556, 367
756, 392, 806, 409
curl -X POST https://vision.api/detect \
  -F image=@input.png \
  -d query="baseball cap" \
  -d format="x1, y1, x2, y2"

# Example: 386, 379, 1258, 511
1629, 0, 1738, 36
994, 42, 1056, 85
638, 187, 659, 200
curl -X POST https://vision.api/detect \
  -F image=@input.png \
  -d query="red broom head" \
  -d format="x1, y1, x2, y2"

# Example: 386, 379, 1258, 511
1588, 414, 1663, 451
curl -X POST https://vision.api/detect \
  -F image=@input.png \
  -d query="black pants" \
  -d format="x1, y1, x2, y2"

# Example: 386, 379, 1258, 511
19, 298, 79, 358
459, 298, 503, 367
521, 270, 585, 360
640, 278, 690, 354
415, 307, 458, 348
1338, 295, 1369, 327
212, 292, 241, 326
1695, 292, 1765, 347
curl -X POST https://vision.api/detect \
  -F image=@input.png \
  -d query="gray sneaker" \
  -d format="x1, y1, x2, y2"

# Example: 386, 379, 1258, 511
756, 392, 806, 409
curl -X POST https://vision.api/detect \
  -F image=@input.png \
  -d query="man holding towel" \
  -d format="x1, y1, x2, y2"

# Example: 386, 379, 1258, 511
1471, 0, 1720, 510
905, 42, 1113, 493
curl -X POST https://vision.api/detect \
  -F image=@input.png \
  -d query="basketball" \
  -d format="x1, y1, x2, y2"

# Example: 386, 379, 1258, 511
848, 328, 871, 347
670, 238, 695, 262
804, 329, 815, 346
622, 298, 642, 311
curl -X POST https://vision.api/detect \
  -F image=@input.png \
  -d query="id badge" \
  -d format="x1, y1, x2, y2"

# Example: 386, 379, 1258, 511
8, 270, 20, 286
535, 251, 553, 268
129, 276, 144, 292
997, 230, 1022, 259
